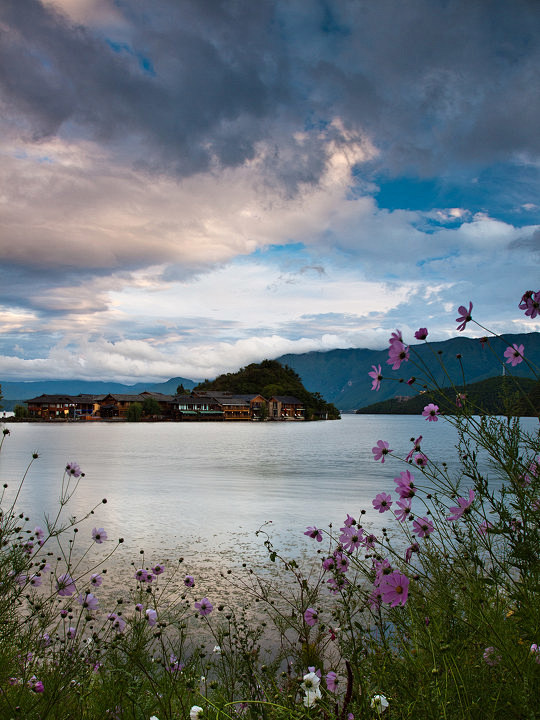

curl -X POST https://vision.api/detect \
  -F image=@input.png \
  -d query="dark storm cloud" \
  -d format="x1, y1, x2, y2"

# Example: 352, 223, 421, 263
1, 0, 539, 186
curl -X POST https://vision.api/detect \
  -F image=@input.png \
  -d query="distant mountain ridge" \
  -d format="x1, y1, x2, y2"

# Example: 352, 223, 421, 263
2, 332, 539, 413
277, 332, 540, 411
0, 377, 195, 410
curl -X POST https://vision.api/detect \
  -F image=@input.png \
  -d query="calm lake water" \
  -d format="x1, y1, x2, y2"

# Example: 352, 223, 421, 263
0, 415, 536, 581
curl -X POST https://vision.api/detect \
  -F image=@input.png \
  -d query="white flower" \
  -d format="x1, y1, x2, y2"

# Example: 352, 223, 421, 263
213, 645, 222, 654
150, 716, 160, 720
371, 694, 389, 713
303, 687, 322, 707
301, 671, 321, 692
190, 706, 204, 720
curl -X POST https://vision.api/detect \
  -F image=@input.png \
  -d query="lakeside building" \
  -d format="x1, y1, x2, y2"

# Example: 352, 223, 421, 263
24, 391, 305, 421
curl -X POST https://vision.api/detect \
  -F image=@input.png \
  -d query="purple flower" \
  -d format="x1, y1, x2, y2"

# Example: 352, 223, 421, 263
372, 492, 393, 513
92, 528, 107, 544
56, 573, 76, 597
135, 603, 143, 611
29, 574, 42, 587
530, 644, 540, 664
67, 627, 77, 640
394, 470, 416, 499
322, 555, 336, 571
414, 328, 428, 340
379, 571, 410, 607
447, 489, 475, 522
304, 608, 318, 627
134, 569, 148, 582
152, 564, 165, 575
368, 364, 383, 391
146, 608, 158, 626
422, 403, 439, 421
304, 526, 323, 542
389, 329, 403, 345
456, 302, 473, 331
65, 462, 82, 477
326, 671, 340, 693
504, 343, 524, 367
413, 517, 434, 538
184, 575, 195, 587
343, 513, 356, 527
519, 290, 540, 319
78, 592, 99, 611
108, 613, 126, 633
394, 498, 412, 522
373, 558, 393, 584
455, 393, 467, 408
194, 598, 213, 616
90, 574, 103, 587
339, 525, 364, 550
34, 526, 45, 541
387, 340, 410, 370
372, 440, 392, 463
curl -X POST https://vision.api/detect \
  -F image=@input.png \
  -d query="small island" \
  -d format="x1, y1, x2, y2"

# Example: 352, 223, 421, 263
13, 360, 340, 422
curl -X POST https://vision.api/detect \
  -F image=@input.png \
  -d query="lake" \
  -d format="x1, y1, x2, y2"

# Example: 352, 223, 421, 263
0, 414, 535, 597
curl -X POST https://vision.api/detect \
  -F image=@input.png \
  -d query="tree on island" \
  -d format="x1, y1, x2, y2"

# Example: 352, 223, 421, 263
14, 405, 28, 419
176, 383, 187, 395
126, 403, 143, 422
142, 397, 161, 417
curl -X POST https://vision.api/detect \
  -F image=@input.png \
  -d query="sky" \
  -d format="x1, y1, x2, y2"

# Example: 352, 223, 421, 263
1, 0, 539, 384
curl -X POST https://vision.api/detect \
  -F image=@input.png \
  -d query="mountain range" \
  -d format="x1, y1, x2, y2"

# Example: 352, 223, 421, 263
1, 332, 539, 412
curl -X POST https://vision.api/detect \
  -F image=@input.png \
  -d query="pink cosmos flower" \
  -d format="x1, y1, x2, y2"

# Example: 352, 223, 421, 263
322, 555, 336, 571
478, 520, 494, 536
405, 436, 423, 462
368, 587, 383, 609
326, 671, 340, 693
387, 341, 410, 370
28, 676, 44, 693
414, 328, 428, 340
184, 575, 195, 587
372, 492, 393, 513
78, 592, 99, 611
194, 598, 213, 616
394, 470, 416, 498
394, 498, 412, 522
304, 608, 318, 627
447, 488, 475, 522
67, 627, 77, 640
405, 543, 420, 563
503, 343, 524, 367
146, 609, 158, 626
304, 526, 323, 542
56, 573, 76, 596
90, 574, 103, 587
327, 575, 349, 594
343, 513, 356, 527
373, 558, 393, 585
152, 564, 165, 575
379, 571, 410, 607
368, 364, 383, 391
422, 403, 439, 421
108, 613, 126, 632
413, 517, 434, 538
372, 440, 392, 463
339, 526, 364, 551
414, 452, 428, 468
456, 302, 473, 331
92, 528, 107, 544
334, 551, 350, 573
389, 329, 403, 345
34, 526, 45, 542
456, 393, 467, 407
65, 462, 82, 477
530, 644, 540, 664
519, 290, 540, 319
134, 569, 148, 582
29, 574, 42, 587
